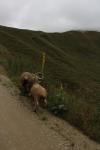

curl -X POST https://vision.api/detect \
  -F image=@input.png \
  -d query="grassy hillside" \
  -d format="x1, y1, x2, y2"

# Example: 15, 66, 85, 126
0, 25, 100, 142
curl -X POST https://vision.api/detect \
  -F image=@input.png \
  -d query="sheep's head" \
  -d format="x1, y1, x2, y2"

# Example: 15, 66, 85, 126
32, 72, 44, 83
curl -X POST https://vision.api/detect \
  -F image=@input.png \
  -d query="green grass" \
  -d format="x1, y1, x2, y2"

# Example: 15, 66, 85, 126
47, 86, 100, 142
0, 25, 100, 142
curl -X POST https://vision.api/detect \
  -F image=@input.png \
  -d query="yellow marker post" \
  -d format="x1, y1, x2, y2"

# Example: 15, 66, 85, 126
41, 52, 46, 74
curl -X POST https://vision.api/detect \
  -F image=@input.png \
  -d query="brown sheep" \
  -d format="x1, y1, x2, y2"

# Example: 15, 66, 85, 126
30, 83, 47, 112
20, 72, 40, 93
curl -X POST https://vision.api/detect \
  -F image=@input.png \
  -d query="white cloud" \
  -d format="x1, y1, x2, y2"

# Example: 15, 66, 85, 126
0, 0, 100, 32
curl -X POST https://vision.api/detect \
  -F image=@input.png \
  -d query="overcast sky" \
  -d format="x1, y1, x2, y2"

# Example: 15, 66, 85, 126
0, 0, 100, 32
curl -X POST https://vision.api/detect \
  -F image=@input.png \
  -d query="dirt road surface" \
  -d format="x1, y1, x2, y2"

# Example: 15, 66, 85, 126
0, 74, 100, 150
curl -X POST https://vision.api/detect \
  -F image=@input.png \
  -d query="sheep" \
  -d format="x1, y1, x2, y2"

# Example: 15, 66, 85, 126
20, 72, 33, 93
20, 72, 44, 94
30, 83, 47, 112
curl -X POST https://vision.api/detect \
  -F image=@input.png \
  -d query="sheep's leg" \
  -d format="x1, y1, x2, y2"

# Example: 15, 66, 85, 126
32, 97, 35, 106
44, 98, 47, 105
20, 82, 27, 95
26, 83, 30, 93
34, 96, 39, 112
